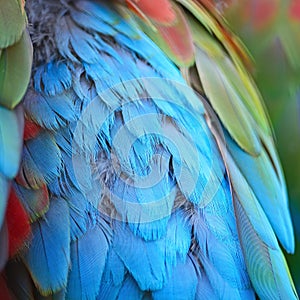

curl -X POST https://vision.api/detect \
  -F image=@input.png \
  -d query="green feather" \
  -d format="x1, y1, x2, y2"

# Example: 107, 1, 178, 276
0, 30, 32, 109
195, 46, 261, 155
0, 0, 27, 48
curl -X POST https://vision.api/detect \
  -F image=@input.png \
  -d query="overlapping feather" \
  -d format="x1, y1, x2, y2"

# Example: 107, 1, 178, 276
1, 1, 297, 300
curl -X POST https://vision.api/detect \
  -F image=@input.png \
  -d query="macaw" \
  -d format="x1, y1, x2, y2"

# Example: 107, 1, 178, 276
0, 0, 298, 299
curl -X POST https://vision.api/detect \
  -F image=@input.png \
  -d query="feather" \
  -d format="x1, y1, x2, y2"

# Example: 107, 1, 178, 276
17, 132, 62, 189
111, 178, 176, 240
5, 260, 35, 299
13, 182, 49, 222
24, 198, 70, 295
23, 89, 77, 130
132, 2, 195, 66
74, 0, 140, 39
0, 106, 24, 179
0, 31, 32, 109
34, 289, 66, 300
0, 174, 9, 227
152, 255, 198, 300
193, 196, 253, 296
194, 46, 261, 155
0, 221, 8, 270
116, 275, 144, 300
0, 0, 27, 48
235, 197, 297, 299
70, 10, 117, 37
65, 219, 111, 300
34, 62, 72, 97
113, 210, 191, 291
0, 273, 12, 300
221, 144, 297, 299
226, 132, 294, 252
6, 188, 31, 257
126, 0, 176, 25
24, 119, 42, 141
187, 11, 269, 134
196, 271, 217, 299
6, 1, 296, 298
101, 248, 126, 287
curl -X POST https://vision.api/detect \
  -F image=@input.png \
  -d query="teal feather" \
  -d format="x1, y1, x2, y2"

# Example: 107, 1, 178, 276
0, 106, 24, 179
226, 132, 294, 253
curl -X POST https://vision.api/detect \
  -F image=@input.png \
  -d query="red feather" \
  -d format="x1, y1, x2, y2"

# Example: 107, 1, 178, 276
6, 189, 31, 257
0, 275, 12, 300
155, 4, 195, 64
23, 119, 42, 140
126, 0, 176, 24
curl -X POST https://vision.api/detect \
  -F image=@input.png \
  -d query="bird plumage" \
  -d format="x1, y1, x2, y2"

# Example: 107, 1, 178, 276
0, 0, 298, 299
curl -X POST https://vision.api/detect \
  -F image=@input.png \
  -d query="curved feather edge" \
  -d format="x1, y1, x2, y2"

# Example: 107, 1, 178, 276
0, 0, 27, 48
0, 31, 32, 109
24, 198, 70, 295
225, 132, 294, 253
234, 196, 298, 299
176, 0, 270, 134
217, 139, 298, 299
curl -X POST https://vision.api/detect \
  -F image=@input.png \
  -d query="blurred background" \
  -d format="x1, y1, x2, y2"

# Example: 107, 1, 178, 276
223, 0, 300, 293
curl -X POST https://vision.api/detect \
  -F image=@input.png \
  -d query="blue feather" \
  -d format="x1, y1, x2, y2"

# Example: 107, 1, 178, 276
65, 218, 111, 300
34, 62, 72, 96
23, 89, 77, 130
116, 275, 144, 300
196, 271, 217, 299
97, 282, 121, 300
18, 132, 62, 189
191, 178, 254, 298
24, 198, 70, 295
11, 1, 296, 298
71, 10, 117, 37
74, 0, 140, 39
101, 248, 126, 287
152, 255, 198, 300
113, 210, 191, 291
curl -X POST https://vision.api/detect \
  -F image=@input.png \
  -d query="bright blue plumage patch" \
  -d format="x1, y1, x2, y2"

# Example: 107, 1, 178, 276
10, 0, 261, 298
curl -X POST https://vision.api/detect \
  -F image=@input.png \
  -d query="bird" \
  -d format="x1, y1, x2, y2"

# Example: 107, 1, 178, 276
0, 0, 298, 299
